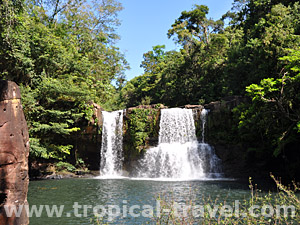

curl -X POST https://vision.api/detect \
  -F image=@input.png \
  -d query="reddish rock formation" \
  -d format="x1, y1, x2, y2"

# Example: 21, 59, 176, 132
0, 81, 30, 225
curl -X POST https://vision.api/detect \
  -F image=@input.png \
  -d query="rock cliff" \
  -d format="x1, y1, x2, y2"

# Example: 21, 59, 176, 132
0, 81, 29, 225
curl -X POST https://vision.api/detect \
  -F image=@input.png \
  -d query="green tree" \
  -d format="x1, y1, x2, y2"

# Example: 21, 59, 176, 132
0, 0, 34, 83
168, 5, 223, 49
237, 48, 300, 176
225, 1, 300, 94
1, 0, 127, 160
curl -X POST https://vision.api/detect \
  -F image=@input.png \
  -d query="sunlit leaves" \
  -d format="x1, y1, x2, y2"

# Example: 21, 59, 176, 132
246, 78, 280, 102
240, 48, 300, 157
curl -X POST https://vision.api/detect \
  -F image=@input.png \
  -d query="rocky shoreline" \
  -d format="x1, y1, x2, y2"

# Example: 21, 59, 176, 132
30, 170, 100, 180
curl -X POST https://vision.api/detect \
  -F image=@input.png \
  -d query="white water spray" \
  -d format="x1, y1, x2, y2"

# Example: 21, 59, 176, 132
100, 110, 124, 177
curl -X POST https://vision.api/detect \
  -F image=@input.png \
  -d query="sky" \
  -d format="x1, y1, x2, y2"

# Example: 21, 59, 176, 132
116, 0, 234, 81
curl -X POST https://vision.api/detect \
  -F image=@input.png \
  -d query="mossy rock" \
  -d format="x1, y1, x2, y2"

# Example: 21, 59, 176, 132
123, 106, 161, 163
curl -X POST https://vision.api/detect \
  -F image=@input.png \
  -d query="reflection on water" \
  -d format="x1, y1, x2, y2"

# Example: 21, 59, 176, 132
28, 178, 262, 225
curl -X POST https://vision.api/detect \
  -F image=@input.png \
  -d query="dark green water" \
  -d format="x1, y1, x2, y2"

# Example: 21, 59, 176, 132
27, 178, 259, 225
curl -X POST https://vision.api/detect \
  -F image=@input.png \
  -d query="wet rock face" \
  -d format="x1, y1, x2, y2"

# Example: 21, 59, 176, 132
0, 81, 29, 225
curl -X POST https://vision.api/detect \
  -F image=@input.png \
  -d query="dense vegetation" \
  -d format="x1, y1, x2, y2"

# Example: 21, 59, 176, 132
119, 0, 300, 178
1, 0, 299, 177
0, 0, 127, 164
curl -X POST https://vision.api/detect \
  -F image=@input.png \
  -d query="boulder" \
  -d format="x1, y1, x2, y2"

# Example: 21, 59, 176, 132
0, 81, 29, 225
184, 104, 203, 109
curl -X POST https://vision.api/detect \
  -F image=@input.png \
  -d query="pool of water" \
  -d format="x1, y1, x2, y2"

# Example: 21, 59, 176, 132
27, 177, 267, 224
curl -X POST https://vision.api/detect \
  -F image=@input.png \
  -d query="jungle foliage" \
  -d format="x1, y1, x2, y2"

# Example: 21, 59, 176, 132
1, 0, 300, 175
119, 0, 300, 175
0, 0, 128, 161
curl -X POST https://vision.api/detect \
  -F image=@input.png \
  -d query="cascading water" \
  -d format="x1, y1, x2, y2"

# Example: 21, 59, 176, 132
198, 109, 222, 177
200, 108, 208, 143
159, 108, 197, 144
136, 108, 222, 180
100, 110, 124, 177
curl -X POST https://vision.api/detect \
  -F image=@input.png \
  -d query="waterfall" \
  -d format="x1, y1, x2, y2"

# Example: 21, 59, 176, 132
199, 109, 222, 176
100, 110, 123, 177
159, 108, 196, 144
200, 108, 208, 143
136, 108, 222, 180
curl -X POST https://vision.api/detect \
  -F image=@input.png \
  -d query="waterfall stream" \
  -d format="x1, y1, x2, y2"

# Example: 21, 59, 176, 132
136, 108, 222, 180
99, 108, 222, 180
100, 110, 124, 177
